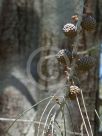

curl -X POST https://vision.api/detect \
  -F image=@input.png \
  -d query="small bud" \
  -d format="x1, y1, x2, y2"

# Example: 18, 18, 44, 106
71, 15, 79, 24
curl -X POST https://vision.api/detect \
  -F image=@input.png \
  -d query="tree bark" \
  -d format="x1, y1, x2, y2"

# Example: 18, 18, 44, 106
0, 0, 101, 136
0, 0, 40, 135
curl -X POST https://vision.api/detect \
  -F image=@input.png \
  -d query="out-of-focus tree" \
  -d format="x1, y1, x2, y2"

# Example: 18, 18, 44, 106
0, 0, 101, 136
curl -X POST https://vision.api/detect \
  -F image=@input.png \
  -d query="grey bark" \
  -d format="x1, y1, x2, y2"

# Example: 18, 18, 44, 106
0, 0, 40, 135
0, 0, 100, 136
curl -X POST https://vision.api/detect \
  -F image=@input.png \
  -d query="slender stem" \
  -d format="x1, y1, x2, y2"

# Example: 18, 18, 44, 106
51, 112, 56, 136
37, 92, 58, 136
76, 95, 90, 136
42, 104, 56, 136
80, 89, 93, 136
54, 120, 63, 136
80, 123, 84, 136
95, 109, 102, 124
6, 96, 54, 133
24, 116, 35, 136
62, 105, 66, 136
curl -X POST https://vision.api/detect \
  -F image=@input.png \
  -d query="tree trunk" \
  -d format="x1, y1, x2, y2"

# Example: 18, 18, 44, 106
0, 0, 101, 136
0, 0, 40, 135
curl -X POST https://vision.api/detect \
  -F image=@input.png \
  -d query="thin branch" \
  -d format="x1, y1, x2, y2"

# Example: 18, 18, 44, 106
44, 45, 99, 60
78, 45, 99, 55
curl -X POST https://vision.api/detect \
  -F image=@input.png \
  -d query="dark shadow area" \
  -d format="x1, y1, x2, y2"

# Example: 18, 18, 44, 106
0, 0, 40, 134
9, 75, 37, 110
0, 0, 40, 67
0, 0, 40, 115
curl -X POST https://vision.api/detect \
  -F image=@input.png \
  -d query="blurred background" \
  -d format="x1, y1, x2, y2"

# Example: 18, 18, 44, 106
0, 0, 101, 136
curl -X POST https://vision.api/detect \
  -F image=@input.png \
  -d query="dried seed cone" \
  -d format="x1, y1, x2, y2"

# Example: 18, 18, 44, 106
69, 85, 80, 100
81, 15, 96, 31
76, 56, 96, 71
63, 23, 77, 38
56, 49, 72, 65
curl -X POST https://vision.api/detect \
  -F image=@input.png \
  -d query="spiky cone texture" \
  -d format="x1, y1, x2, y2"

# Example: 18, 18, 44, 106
81, 15, 96, 31
63, 23, 77, 38
69, 85, 80, 100
56, 49, 72, 65
76, 56, 96, 71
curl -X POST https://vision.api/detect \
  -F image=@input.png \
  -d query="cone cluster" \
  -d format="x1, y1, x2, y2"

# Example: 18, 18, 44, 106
56, 14, 96, 101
